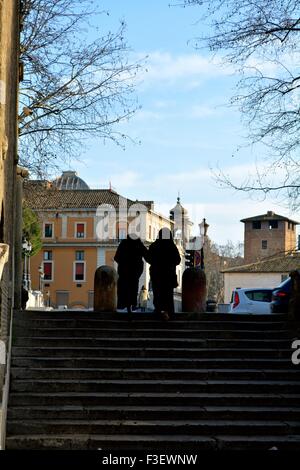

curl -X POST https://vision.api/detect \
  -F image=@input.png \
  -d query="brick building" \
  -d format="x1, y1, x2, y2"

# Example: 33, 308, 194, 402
241, 211, 299, 264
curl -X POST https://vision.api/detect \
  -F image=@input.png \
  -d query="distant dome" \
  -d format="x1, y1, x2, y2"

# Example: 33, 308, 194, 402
53, 171, 90, 190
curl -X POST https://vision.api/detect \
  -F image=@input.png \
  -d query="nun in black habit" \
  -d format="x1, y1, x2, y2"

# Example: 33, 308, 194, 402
114, 234, 148, 314
148, 228, 181, 321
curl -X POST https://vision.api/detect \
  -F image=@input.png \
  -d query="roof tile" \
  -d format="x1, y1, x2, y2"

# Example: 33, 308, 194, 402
24, 181, 154, 211
222, 252, 300, 273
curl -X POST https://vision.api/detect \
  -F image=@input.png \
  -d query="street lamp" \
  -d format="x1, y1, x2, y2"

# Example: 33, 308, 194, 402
199, 218, 209, 270
38, 263, 44, 292
22, 239, 32, 290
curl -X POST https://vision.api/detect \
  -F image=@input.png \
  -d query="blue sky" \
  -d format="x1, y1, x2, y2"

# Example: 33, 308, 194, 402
73, 0, 299, 246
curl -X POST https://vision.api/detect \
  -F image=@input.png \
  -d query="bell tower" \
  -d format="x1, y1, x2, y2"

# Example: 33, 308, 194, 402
241, 211, 299, 263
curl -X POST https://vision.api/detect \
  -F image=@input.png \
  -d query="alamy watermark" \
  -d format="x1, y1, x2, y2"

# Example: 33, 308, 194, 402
292, 340, 300, 365
95, 198, 203, 249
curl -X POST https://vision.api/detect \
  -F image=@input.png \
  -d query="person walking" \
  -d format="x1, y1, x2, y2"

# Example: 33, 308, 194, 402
138, 285, 150, 312
148, 227, 181, 321
114, 234, 148, 315
21, 286, 29, 310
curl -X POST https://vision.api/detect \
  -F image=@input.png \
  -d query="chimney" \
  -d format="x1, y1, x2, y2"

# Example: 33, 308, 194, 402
267, 211, 274, 217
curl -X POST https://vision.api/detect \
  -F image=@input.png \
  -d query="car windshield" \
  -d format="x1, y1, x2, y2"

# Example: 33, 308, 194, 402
276, 277, 291, 289
245, 290, 272, 302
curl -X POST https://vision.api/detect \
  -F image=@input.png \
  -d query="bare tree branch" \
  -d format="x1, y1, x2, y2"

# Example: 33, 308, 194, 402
19, 0, 141, 176
179, 0, 300, 208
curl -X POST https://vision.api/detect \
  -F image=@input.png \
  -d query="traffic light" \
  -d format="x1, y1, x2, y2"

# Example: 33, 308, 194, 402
185, 250, 195, 268
194, 250, 201, 267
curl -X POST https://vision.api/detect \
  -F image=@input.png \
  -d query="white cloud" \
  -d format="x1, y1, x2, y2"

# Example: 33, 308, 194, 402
149, 162, 266, 189
82, 159, 299, 245
109, 171, 141, 190
245, 51, 300, 77
156, 198, 298, 245
153, 100, 177, 109
134, 103, 221, 123
137, 51, 232, 88
134, 110, 165, 122
190, 104, 220, 118
88, 171, 141, 192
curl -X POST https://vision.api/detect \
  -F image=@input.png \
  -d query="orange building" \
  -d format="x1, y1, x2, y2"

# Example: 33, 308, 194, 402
24, 172, 184, 309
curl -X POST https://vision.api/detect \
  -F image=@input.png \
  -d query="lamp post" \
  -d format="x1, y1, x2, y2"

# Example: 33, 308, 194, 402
38, 264, 44, 293
22, 239, 32, 290
199, 218, 209, 270
182, 218, 209, 313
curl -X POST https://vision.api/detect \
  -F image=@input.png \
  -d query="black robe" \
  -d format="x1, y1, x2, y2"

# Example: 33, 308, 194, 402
114, 237, 148, 309
148, 231, 181, 314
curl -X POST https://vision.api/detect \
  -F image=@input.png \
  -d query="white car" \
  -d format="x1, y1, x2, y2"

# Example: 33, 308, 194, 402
229, 288, 273, 314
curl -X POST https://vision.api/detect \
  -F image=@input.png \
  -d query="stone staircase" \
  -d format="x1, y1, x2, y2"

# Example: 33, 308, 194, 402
5, 310, 300, 450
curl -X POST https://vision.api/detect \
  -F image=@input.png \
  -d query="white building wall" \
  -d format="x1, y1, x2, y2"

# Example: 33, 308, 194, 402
224, 272, 288, 303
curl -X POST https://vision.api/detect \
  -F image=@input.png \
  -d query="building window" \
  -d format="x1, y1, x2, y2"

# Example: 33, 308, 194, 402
43, 262, 53, 281
262, 240, 268, 250
43, 251, 52, 260
75, 250, 84, 261
149, 225, 152, 240
44, 223, 53, 238
75, 222, 85, 238
252, 221, 261, 229
74, 261, 85, 281
245, 290, 272, 302
269, 220, 278, 229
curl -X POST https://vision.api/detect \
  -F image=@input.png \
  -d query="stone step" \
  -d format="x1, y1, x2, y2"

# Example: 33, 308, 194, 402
11, 356, 296, 370
8, 405, 300, 421
12, 336, 293, 349
213, 434, 300, 451
6, 433, 300, 451
3, 434, 218, 451
10, 379, 300, 394
10, 367, 300, 381
7, 310, 299, 450
13, 318, 290, 330
6, 419, 300, 437
14, 310, 288, 322
11, 346, 293, 359
12, 327, 293, 339
9, 392, 300, 407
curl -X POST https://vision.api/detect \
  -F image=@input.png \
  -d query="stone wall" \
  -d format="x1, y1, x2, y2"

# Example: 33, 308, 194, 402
0, 0, 19, 338
0, 0, 20, 449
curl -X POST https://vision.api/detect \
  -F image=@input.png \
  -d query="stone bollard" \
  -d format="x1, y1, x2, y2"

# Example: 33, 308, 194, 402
94, 265, 118, 312
182, 267, 207, 313
288, 270, 300, 321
